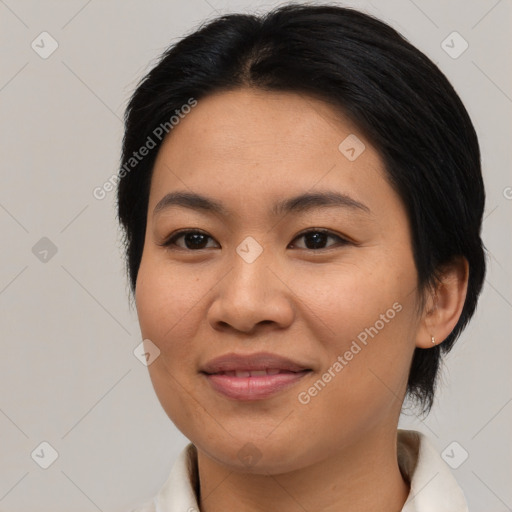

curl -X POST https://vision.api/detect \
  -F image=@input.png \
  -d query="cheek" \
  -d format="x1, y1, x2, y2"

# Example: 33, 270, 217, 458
135, 256, 209, 430
288, 255, 417, 348
289, 256, 419, 409
135, 252, 205, 347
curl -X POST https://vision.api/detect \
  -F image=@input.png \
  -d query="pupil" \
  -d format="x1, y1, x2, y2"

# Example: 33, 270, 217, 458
183, 232, 328, 250
306, 232, 327, 249
186, 233, 207, 249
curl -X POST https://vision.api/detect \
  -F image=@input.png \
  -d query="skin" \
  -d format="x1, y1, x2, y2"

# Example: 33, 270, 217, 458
135, 88, 468, 512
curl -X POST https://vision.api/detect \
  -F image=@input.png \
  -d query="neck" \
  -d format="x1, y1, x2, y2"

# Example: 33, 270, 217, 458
196, 426, 410, 512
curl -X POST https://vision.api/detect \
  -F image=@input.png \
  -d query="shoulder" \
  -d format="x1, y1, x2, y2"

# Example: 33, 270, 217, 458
398, 429, 469, 512
125, 442, 198, 512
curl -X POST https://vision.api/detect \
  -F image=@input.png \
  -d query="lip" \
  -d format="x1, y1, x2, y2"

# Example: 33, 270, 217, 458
201, 351, 310, 374
200, 352, 312, 401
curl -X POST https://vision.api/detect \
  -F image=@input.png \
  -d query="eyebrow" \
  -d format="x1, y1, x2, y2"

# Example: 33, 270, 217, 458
153, 190, 371, 218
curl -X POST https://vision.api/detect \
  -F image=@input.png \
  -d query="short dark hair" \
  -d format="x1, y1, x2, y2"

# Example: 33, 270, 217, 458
117, 3, 486, 414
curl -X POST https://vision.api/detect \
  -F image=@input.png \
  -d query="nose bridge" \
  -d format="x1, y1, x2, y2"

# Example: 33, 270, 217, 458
229, 234, 272, 300
235, 234, 266, 268
208, 235, 293, 332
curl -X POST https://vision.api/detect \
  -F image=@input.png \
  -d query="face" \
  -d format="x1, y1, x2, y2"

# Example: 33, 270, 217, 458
135, 88, 423, 474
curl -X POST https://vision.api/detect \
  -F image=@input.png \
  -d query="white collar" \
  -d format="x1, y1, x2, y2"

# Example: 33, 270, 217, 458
397, 430, 468, 511
132, 429, 468, 512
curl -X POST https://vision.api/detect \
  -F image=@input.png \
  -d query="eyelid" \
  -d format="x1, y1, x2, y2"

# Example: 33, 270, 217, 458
159, 228, 352, 251
158, 229, 217, 249
289, 228, 351, 249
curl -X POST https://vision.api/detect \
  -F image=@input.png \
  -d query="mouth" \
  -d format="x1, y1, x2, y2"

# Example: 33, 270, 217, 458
212, 369, 296, 377
201, 351, 311, 374
200, 352, 312, 401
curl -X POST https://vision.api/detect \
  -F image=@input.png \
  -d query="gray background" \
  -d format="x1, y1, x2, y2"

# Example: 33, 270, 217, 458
0, 0, 510, 511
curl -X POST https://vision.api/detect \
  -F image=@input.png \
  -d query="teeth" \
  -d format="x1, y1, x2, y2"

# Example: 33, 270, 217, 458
219, 369, 287, 377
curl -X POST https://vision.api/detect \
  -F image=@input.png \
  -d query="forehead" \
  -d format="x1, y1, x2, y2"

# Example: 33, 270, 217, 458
148, 88, 398, 220
157, 88, 366, 158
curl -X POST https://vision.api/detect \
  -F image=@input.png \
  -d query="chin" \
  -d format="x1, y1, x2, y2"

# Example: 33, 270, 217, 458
194, 434, 318, 475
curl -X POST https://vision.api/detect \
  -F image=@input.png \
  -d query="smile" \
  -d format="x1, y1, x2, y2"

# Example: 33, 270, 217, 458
202, 369, 311, 400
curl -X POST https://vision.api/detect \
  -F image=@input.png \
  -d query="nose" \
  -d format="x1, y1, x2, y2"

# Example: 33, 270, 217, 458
206, 246, 295, 334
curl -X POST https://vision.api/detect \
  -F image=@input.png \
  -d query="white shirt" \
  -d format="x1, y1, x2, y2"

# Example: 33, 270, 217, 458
130, 429, 468, 512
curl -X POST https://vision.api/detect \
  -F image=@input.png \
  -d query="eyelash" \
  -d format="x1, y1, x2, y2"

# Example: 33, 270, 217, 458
159, 228, 351, 251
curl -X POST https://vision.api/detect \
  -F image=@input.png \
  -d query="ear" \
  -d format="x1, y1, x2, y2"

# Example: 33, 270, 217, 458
415, 256, 469, 349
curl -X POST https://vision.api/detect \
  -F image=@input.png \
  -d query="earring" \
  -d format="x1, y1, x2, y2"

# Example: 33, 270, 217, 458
431, 335, 436, 345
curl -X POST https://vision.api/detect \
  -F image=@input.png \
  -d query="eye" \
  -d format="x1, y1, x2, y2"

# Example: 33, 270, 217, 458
289, 229, 350, 250
159, 230, 219, 250
159, 228, 350, 251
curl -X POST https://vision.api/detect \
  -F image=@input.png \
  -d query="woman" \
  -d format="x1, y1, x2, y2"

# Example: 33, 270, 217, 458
117, 4, 486, 511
